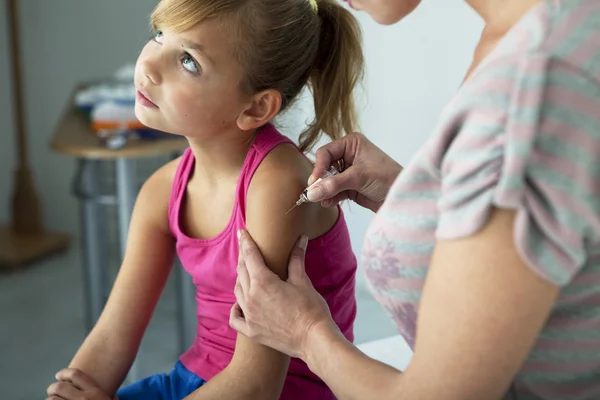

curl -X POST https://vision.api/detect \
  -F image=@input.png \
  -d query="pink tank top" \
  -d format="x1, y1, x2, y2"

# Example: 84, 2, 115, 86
168, 124, 357, 399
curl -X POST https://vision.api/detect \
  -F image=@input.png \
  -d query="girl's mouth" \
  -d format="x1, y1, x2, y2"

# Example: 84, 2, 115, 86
136, 89, 159, 109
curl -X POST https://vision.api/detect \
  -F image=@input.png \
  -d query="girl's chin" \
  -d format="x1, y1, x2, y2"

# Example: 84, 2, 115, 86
134, 107, 159, 129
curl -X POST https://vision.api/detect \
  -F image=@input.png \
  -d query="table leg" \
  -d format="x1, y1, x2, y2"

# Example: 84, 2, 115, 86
75, 159, 109, 332
115, 158, 139, 382
174, 259, 196, 354
115, 158, 135, 255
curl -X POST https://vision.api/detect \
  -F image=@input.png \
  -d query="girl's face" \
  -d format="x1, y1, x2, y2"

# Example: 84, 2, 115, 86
134, 19, 250, 138
347, 0, 421, 25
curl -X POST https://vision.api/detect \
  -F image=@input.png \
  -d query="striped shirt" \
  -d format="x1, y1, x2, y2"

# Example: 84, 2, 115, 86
363, 1, 600, 399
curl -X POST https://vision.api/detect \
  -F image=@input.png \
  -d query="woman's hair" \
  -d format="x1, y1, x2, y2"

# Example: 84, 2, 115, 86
151, 0, 364, 152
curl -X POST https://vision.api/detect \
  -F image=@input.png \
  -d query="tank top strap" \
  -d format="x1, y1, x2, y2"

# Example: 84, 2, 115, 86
168, 147, 194, 235
236, 124, 295, 222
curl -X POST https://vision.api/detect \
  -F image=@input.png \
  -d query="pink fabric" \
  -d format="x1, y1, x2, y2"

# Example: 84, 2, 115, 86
168, 124, 357, 399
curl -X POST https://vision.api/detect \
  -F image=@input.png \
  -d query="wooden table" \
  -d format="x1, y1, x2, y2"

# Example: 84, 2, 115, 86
51, 107, 188, 159
51, 90, 191, 381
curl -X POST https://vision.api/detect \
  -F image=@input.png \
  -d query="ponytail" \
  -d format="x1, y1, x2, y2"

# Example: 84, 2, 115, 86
299, 0, 364, 152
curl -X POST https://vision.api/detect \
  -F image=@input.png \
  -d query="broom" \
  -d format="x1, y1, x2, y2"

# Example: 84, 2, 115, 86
0, 0, 69, 269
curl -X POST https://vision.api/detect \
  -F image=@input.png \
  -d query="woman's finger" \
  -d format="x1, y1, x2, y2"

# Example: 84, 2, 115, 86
234, 279, 246, 309
229, 302, 249, 336
239, 230, 276, 280
236, 257, 251, 294
47, 381, 81, 399
287, 236, 309, 285
307, 166, 359, 203
321, 191, 351, 208
310, 137, 355, 186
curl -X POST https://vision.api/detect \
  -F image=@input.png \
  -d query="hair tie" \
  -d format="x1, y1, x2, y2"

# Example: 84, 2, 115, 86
308, 0, 318, 14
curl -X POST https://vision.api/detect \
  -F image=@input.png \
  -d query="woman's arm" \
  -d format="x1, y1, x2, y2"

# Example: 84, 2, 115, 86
50, 159, 179, 398
186, 146, 323, 400
306, 208, 558, 400
234, 208, 559, 400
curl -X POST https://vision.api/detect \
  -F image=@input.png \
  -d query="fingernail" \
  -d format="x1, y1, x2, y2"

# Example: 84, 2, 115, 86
237, 230, 242, 241
307, 175, 316, 186
55, 373, 59, 380
299, 235, 308, 251
307, 185, 324, 202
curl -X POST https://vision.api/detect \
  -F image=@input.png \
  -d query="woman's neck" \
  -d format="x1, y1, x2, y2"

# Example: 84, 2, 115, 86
186, 128, 256, 183
467, 0, 543, 34
463, 0, 543, 81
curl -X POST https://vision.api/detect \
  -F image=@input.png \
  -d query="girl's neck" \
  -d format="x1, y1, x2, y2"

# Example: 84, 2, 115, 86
186, 127, 257, 183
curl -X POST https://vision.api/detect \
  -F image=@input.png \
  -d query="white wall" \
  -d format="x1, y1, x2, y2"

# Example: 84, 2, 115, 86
0, 0, 483, 253
346, 1, 483, 284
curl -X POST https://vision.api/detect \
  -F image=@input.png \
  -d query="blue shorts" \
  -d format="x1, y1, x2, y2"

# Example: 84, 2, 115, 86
116, 361, 206, 400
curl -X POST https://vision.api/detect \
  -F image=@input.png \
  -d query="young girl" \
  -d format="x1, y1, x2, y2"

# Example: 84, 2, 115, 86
46, 0, 363, 399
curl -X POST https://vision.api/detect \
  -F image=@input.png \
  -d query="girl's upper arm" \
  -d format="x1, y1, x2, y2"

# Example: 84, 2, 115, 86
225, 149, 312, 397
93, 158, 179, 342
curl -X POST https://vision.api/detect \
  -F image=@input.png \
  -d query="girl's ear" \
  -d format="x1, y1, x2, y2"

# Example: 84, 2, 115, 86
237, 89, 282, 130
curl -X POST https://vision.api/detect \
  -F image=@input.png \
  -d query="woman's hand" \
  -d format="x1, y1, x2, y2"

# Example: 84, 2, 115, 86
307, 132, 402, 213
230, 230, 338, 360
46, 369, 112, 400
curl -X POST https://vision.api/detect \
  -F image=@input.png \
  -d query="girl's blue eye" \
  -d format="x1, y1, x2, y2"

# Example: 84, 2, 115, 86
182, 54, 199, 73
153, 30, 164, 43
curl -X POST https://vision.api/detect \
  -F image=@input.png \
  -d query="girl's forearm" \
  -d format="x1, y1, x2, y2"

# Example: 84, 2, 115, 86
304, 323, 404, 400
68, 327, 139, 396
186, 366, 284, 400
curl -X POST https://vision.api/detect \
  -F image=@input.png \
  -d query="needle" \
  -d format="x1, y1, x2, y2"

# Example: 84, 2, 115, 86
284, 166, 340, 215
285, 204, 298, 215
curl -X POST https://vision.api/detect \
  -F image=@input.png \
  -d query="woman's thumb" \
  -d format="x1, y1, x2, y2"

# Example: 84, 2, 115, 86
288, 236, 308, 284
307, 169, 355, 202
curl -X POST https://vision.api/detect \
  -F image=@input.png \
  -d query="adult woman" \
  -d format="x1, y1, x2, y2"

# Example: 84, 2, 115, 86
231, 0, 600, 399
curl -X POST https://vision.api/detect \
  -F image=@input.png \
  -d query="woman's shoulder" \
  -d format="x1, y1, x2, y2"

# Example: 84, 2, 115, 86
463, 1, 600, 93
544, 0, 600, 77
519, 0, 600, 81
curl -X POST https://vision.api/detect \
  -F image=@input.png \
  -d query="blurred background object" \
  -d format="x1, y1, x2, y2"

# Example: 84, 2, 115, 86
0, 0, 69, 270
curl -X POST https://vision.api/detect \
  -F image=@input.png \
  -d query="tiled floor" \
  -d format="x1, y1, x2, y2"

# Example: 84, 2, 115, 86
0, 246, 403, 400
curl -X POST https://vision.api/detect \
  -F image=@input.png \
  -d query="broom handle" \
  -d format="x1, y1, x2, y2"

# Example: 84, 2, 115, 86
7, 0, 28, 169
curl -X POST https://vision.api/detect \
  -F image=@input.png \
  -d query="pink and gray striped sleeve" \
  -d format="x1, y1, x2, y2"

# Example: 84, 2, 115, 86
436, 53, 600, 287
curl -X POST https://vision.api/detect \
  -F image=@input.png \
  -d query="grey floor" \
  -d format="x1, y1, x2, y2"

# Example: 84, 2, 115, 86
0, 246, 397, 400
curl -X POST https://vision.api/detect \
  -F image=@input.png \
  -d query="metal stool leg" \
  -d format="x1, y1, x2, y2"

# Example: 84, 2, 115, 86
115, 158, 139, 382
75, 159, 109, 332
174, 258, 196, 354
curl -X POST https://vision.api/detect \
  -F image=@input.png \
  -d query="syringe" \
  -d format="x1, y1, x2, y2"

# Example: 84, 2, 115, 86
286, 166, 340, 214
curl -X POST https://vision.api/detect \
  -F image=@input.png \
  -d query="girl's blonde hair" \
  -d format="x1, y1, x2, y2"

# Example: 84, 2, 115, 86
152, 0, 364, 152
